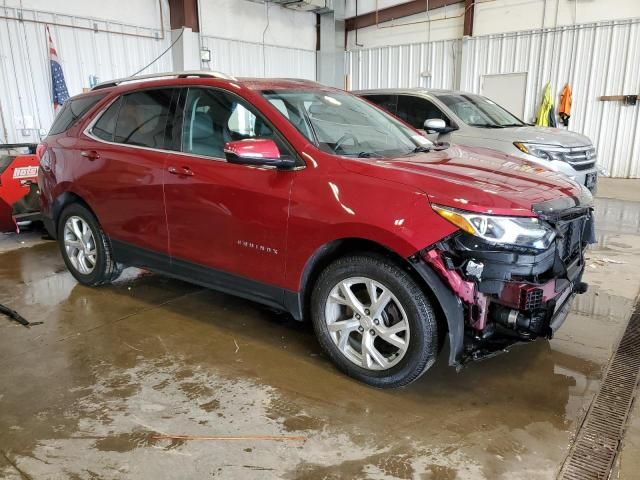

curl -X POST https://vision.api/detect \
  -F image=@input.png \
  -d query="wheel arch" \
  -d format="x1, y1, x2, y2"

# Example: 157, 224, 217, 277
51, 191, 98, 236
294, 238, 452, 353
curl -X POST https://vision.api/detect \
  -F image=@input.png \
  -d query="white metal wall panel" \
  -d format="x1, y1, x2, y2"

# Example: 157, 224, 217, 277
0, 6, 171, 144
345, 39, 461, 91
461, 19, 640, 179
201, 35, 316, 80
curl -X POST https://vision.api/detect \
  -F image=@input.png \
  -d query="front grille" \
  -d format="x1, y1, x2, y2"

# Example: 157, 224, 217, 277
564, 146, 597, 171
571, 162, 596, 172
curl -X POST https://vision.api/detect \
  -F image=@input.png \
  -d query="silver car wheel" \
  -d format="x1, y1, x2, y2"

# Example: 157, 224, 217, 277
63, 216, 97, 275
324, 276, 410, 371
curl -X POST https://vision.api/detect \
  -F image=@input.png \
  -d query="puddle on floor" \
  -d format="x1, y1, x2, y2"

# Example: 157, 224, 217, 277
0, 195, 639, 479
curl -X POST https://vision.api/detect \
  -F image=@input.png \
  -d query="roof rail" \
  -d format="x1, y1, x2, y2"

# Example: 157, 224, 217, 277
91, 71, 236, 91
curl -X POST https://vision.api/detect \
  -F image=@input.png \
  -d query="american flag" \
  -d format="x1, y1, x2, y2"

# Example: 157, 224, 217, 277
47, 25, 69, 111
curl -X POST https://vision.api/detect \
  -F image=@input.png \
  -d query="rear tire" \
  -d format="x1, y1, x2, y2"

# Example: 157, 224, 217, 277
311, 254, 438, 388
57, 203, 121, 286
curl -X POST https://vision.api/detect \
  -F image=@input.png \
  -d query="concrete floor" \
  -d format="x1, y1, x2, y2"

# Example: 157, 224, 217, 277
1, 182, 639, 480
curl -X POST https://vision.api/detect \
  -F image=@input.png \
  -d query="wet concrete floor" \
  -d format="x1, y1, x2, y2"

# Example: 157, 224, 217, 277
1, 189, 640, 479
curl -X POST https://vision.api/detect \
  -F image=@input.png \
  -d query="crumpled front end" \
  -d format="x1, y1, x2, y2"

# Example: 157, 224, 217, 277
419, 200, 595, 366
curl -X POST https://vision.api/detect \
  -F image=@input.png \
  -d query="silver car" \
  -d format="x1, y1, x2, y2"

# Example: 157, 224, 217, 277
355, 88, 598, 191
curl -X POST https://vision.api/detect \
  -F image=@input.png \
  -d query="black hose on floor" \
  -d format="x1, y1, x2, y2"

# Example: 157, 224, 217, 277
0, 303, 42, 328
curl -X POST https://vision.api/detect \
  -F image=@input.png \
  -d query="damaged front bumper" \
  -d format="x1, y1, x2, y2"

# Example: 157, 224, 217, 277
413, 204, 595, 368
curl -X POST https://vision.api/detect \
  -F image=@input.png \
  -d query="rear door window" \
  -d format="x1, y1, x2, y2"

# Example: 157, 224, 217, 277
114, 89, 173, 149
91, 97, 122, 142
396, 96, 450, 129
48, 94, 105, 135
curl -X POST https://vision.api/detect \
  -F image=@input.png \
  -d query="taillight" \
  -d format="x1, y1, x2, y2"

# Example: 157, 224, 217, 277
37, 144, 52, 172
36, 143, 46, 160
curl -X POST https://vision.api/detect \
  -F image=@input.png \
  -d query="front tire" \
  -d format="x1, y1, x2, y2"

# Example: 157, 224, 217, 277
57, 203, 121, 286
311, 255, 438, 388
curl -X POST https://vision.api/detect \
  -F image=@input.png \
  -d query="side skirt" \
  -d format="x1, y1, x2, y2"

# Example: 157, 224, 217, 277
110, 239, 304, 320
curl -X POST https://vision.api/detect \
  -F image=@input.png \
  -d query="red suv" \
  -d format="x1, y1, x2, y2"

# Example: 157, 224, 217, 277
38, 72, 595, 388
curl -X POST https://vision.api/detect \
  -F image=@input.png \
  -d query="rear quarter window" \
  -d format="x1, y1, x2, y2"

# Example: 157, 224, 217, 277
48, 94, 105, 136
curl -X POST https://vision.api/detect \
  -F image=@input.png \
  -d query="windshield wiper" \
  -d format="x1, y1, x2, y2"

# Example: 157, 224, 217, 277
412, 145, 431, 153
402, 145, 432, 156
357, 152, 377, 158
468, 123, 505, 129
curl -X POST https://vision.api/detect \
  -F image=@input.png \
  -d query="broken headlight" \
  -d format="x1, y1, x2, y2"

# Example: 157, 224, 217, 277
432, 204, 556, 250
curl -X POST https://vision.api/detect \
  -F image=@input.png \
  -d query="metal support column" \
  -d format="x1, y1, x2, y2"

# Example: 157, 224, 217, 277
317, 0, 345, 88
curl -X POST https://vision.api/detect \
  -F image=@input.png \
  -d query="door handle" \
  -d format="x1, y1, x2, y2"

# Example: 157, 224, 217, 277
168, 166, 194, 177
80, 150, 100, 161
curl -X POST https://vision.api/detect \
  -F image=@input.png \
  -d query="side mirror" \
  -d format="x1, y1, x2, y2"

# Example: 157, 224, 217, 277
423, 118, 453, 134
224, 139, 296, 169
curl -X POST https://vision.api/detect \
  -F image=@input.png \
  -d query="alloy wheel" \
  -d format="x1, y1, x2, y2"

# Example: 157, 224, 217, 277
63, 216, 97, 275
324, 276, 410, 371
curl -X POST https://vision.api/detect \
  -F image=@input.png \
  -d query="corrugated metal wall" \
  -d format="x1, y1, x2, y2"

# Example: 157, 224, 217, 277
0, 5, 171, 144
201, 35, 316, 80
344, 19, 640, 178
345, 39, 461, 91
461, 19, 640, 178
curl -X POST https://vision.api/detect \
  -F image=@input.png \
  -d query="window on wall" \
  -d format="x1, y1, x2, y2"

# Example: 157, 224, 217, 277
180, 88, 292, 160
113, 89, 173, 149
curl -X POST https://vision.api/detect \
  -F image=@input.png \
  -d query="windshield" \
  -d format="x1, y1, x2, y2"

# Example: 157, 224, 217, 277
261, 90, 431, 158
435, 93, 524, 128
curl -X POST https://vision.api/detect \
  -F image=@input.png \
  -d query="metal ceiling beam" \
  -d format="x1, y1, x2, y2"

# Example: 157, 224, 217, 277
463, 0, 474, 36
345, 0, 462, 32
168, 0, 199, 32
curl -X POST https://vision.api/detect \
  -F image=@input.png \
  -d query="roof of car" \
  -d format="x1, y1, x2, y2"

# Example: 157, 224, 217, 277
353, 87, 468, 96
236, 77, 329, 91
88, 71, 329, 94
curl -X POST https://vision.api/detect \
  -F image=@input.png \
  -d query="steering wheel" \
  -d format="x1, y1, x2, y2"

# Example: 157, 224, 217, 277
334, 133, 358, 153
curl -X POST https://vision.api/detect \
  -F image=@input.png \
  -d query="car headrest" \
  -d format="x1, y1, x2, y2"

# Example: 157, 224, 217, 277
191, 112, 214, 140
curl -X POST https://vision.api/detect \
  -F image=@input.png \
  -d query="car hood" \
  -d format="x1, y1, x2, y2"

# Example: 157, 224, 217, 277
340, 145, 592, 216
458, 125, 592, 147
